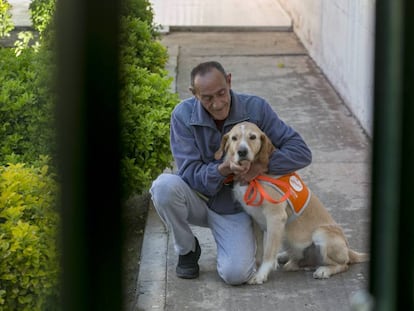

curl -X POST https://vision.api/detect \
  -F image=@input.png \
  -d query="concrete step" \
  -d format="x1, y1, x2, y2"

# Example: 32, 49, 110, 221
149, 0, 292, 32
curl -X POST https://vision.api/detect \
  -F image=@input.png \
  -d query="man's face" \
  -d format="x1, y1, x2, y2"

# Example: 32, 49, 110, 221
191, 68, 232, 120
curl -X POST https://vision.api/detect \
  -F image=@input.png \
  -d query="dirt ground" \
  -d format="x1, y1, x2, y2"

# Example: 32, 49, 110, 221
122, 193, 150, 311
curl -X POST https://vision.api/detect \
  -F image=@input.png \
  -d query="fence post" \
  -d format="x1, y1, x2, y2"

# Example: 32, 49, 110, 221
370, 0, 414, 310
56, 0, 122, 309
397, 1, 414, 309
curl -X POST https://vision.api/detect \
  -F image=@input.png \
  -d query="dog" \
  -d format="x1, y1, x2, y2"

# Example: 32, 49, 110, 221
214, 121, 369, 284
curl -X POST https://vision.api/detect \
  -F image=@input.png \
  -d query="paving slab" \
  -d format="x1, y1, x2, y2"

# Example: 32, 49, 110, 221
137, 31, 371, 311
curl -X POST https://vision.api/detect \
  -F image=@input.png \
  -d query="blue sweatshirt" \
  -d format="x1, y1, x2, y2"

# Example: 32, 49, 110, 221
170, 90, 312, 214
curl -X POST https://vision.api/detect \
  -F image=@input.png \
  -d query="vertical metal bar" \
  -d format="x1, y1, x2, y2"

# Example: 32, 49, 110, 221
56, 0, 121, 310
397, 1, 414, 310
370, 1, 403, 310
371, 0, 414, 309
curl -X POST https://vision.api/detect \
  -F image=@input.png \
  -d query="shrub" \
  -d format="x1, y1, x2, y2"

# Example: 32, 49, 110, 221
0, 159, 60, 310
120, 15, 167, 73
29, 0, 55, 39
0, 47, 55, 166
1, 0, 178, 197
121, 66, 178, 195
121, 0, 154, 26
0, 0, 13, 38
120, 13, 179, 197
0, 0, 177, 308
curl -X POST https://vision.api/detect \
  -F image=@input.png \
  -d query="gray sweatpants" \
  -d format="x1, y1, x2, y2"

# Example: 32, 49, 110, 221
150, 173, 256, 285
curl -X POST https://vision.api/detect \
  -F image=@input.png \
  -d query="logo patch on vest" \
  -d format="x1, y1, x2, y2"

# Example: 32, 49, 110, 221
272, 173, 311, 217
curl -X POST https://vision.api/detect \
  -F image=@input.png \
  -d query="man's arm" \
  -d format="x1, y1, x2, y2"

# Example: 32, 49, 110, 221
170, 114, 225, 197
261, 102, 312, 175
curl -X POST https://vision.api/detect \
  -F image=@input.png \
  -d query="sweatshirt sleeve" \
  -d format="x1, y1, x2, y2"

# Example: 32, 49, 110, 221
170, 113, 225, 197
259, 101, 312, 175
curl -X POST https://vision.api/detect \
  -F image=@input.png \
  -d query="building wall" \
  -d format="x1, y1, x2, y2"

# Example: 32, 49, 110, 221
278, 0, 375, 136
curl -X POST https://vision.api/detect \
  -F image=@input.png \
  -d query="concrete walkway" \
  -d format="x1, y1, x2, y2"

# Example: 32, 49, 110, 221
136, 3, 371, 310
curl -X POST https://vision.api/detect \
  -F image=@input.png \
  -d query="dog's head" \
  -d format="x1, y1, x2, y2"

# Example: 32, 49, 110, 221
214, 122, 275, 166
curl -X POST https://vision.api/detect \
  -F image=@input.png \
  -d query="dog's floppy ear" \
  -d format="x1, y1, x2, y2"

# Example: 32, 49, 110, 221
214, 134, 229, 160
257, 134, 276, 166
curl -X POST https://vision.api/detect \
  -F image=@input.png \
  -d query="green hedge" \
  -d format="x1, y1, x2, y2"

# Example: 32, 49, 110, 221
0, 47, 55, 166
1, 0, 178, 197
29, 0, 55, 37
120, 14, 179, 197
0, 0, 13, 38
0, 0, 178, 305
121, 0, 154, 26
0, 160, 59, 310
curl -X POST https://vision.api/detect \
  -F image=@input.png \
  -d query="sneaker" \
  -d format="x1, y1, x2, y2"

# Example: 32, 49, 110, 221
176, 237, 201, 279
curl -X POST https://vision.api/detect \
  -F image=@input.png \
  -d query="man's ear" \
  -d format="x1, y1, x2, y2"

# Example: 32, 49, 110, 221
226, 73, 232, 89
189, 86, 196, 96
214, 134, 229, 160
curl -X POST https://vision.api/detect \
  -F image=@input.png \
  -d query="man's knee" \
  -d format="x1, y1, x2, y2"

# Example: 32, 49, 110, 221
217, 259, 255, 285
150, 173, 183, 206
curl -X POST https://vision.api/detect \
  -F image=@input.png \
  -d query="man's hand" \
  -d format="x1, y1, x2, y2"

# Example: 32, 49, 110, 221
218, 160, 250, 177
218, 160, 268, 184
234, 161, 268, 183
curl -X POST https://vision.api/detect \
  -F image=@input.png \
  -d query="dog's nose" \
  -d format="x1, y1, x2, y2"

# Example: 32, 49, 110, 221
238, 148, 248, 158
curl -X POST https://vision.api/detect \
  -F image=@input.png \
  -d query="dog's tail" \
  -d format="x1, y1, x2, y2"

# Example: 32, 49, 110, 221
348, 249, 370, 263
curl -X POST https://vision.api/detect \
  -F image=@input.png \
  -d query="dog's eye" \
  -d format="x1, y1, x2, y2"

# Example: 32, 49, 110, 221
231, 136, 237, 141
250, 134, 257, 140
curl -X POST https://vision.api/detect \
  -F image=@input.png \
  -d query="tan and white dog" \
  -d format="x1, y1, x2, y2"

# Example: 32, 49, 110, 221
214, 121, 368, 284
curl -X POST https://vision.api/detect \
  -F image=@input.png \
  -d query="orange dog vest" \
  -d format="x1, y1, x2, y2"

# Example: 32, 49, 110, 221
244, 173, 311, 221
273, 173, 311, 217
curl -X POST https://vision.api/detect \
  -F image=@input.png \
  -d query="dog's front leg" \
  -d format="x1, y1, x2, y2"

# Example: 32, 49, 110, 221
248, 208, 287, 284
253, 221, 264, 265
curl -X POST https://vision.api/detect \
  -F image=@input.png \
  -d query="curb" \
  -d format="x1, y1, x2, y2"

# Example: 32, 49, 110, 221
135, 202, 168, 311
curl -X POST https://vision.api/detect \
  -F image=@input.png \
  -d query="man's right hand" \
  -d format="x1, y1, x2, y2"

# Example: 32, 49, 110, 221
218, 160, 250, 177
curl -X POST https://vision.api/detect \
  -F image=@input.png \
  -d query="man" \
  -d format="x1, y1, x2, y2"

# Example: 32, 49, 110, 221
150, 61, 311, 285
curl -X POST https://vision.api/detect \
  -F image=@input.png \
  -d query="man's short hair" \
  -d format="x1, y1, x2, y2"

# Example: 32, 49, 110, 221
190, 61, 227, 87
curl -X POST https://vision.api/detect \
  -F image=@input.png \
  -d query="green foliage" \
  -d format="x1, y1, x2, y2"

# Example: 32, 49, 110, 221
29, 0, 55, 38
0, 47, 55, 166
14, 31, 40, 56
121, 0, 154, 26
120, 9, 179, 197
0, 1, 58, 309
121, 66, 178, 194
1, 0, 178, 201
0, 159, 60, 310
120, 15, 167, 73
0, 0, 13, 38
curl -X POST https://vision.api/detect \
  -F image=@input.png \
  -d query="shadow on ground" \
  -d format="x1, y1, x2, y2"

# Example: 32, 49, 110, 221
123, 193, 150, 311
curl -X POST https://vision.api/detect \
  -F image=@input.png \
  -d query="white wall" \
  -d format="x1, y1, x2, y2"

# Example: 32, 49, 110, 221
277, 0, 375, 137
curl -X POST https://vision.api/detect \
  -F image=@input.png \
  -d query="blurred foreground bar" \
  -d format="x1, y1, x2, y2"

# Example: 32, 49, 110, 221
56, 0, 122, 310
370, 1, 413, 310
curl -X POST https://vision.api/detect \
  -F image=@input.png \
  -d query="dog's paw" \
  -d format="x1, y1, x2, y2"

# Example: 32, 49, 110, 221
313, 266, 332, 279
247, 272, 267, 285
248, 262, 273, 284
